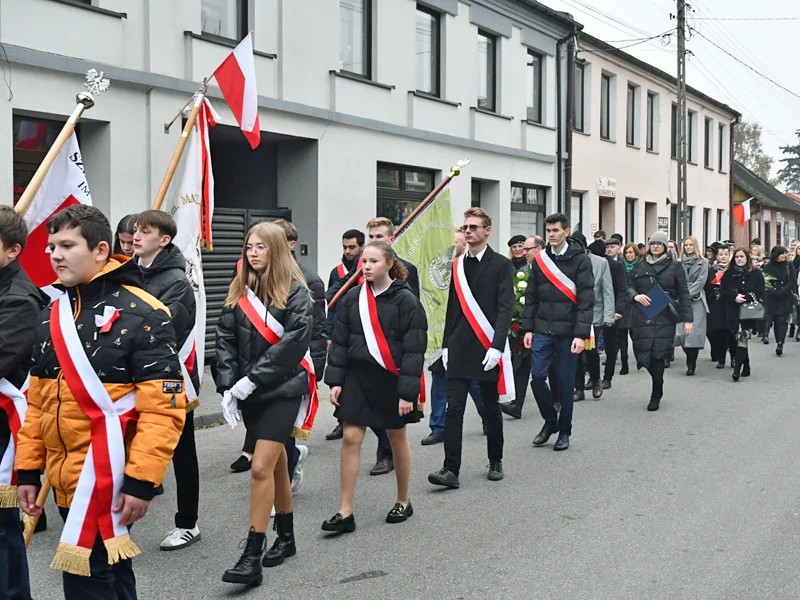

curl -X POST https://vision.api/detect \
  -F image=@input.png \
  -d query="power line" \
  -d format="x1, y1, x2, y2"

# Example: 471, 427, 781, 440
690, 29, 800, 102
694, 17, 800, 21
615, 30, 675, 50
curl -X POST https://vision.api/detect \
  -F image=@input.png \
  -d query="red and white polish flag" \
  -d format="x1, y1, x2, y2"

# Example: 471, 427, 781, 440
733, 197, 752, 228
213, 32, 260, 149
18, 133, 92, 289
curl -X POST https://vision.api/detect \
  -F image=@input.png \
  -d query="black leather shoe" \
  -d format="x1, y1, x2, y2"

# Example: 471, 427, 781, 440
325, 424, 343, 441
533, 425, 557, 446
741, 363, 750, 377
602, 379, 612, 389
776, 343, 783, 356
487, 461, 504, 481
370, 458, 394, 476
222, 530, 265, 586
386, 502, 413, 523
500, 401, 522, 419
420, 432, 444, 446
428, 468, 460, 489
230, 454, 252, 473
263, 513, 296, 567
620, 361, 629, 375
553, 434, 570, 451
716, 360, 726, 369
647, 397, 661, 411
686, 366, 695, 376
321, 512, 356, 534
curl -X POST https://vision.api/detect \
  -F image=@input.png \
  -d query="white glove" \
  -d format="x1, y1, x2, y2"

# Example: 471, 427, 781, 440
230, 376, 257, 401
221, 391, 240, 429
482, 348, 503, 372
442, 348, 448, 371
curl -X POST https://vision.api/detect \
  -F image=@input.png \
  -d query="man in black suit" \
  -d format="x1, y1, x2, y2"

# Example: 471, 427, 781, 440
364, 217, 421, 476
602, 234, 628, 388
429, 207, 514, 488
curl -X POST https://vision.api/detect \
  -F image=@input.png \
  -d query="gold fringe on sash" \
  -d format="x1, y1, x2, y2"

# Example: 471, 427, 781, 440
291, 426, 310, 440
584, 337, 595, 351
185, 398, 200, 412
0, 485, 19, 508
51, 543, 93, 577
104, 533, 141, 565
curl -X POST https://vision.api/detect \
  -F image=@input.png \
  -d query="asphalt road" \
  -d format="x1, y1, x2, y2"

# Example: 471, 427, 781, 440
26, 342, 800, 599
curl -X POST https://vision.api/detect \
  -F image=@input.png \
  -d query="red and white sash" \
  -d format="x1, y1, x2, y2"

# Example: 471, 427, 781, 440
49, 292, 140, 576
237, 288, 318, 439
179, 333, 198, 402
535, 249, 577, 303
358, 283, 427, 408
0, 376, 28, 507
452, 256, 515, 398
337, 258, 364, 284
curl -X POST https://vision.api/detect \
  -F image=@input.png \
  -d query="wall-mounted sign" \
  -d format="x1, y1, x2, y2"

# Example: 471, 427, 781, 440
658, 216, 669, 232
597, 177, 617, 198
591, 223, 599, 234
763, 208, 771, 222
776, 211, 782, 223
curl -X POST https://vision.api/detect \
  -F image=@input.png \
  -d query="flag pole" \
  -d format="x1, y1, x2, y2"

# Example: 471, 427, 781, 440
152, 86, 207, 211
15, 69, 110, 217
22, 482, 52, 547
327, 158, 470, 310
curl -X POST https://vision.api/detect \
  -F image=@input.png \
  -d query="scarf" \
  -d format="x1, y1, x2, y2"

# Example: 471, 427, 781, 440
645, 252, 669, 265
623, 257, 639, 274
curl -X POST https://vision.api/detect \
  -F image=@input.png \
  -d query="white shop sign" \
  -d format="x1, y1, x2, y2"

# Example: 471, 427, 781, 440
597, 177, 617, 198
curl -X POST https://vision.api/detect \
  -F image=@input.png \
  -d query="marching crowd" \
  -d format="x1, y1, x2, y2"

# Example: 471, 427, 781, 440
0, 199, 791, 598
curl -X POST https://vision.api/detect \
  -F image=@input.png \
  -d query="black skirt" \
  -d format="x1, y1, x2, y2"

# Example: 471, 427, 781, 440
241, 397, 302, 443
334, 362, 421, 430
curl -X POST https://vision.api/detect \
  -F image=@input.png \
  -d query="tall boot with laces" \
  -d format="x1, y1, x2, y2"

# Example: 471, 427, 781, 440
222, 528, 265, 586
263, 513, 296, 567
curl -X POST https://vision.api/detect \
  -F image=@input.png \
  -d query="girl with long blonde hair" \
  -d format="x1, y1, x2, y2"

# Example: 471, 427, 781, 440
216, 222, 313, 587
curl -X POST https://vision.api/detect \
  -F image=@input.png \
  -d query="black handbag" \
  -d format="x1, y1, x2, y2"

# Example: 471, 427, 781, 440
739, 301, 766, 321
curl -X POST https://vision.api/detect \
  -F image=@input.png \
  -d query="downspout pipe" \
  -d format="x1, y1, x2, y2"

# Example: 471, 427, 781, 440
729, 114, 741, 242
556, 25, 579, 215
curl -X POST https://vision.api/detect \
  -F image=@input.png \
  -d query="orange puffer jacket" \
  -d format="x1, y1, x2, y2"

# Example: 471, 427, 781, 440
15, 259, 186, 507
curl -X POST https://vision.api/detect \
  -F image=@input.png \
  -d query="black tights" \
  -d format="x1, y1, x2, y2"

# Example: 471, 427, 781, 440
645, 359, 665, 400
683, 347, 699, 367
772, 314, 790, 344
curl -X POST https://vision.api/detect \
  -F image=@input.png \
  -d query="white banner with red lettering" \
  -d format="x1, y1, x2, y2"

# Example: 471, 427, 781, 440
0, 376, 28, 507
49, 293, 140, 576
237, 288, 318, 439
452, 255, 515, 398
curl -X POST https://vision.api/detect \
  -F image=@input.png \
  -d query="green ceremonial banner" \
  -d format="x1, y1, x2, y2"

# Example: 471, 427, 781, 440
393, 187, 455, 362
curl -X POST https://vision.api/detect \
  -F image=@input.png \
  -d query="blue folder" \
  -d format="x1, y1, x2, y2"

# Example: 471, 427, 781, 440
638, 284, 672, 319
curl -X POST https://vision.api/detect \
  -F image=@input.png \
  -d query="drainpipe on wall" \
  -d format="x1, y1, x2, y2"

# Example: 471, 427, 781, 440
556, 27, 578, 215
729, 114, 741, 241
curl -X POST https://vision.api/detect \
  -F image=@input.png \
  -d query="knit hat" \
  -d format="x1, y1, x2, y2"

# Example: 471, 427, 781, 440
648, 231, 669, 247
588, 240, 606, 257
507, 235, 526, 247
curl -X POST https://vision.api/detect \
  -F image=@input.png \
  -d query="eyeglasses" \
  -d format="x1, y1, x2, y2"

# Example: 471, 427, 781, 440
649, 242, 663, 247
523, 246, 538, 252
246, 244, 267, 254
460, 224, 484, 232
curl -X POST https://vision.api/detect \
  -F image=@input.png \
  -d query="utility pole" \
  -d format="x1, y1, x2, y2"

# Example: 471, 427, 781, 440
676, 0, 689, 241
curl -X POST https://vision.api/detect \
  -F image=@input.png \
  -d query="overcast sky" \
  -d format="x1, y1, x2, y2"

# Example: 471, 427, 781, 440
540, 0, 798, 175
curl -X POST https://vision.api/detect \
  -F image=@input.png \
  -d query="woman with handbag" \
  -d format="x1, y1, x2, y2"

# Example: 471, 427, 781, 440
679, 236, 712, 375
215, 223, 313, 586
628, 231, 693, 412
721, 247, 766, 381
706, 245, 736, 368
762, 245, 796, 356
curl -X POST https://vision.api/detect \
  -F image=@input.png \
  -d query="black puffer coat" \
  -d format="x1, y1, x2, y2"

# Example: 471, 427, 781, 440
299, 264, 328, 378
720, 267, 765, 332
522, 237, 595, 339
628, 255, 692, 365
705, 264, 728, 331
215, 280, 313, 404
762, 261, 796, 317
325, 280, 427, 402
139, 244, 200, 398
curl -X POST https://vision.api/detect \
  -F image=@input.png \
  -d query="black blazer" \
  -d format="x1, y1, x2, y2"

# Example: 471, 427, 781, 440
442, 245, 514, 382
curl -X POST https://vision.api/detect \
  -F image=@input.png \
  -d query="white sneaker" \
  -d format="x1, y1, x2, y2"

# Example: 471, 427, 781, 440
159, 526, 200, 551
291, 445, 309, 493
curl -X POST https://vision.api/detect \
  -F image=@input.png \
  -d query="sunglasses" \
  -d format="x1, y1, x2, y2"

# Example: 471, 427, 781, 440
460, 224, 484, 232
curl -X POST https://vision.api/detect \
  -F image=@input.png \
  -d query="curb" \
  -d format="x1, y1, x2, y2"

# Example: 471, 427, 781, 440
193, 411, 225, 429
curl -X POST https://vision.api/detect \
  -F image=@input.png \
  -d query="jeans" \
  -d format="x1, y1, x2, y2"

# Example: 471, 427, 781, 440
603, 323, 620, 381
0, 508, 31, 600
429, 371, 485, 433
443, 378, 502, 476
58, 507, 137, 600
173, 414, 200, 530
530, 334, 578, 435
243, 431, 300, 479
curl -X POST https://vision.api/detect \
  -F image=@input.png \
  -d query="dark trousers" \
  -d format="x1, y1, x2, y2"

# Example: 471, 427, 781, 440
512, 352, 533, 407
443, 378, 502, 476
618, 328, 630, 363
646, 359, 665, 400
173, 414, 200, 530
58, 507, 137, 600
603, 324, 620, 381
576, 327, 601, 387
531, 335, 578, 435
0, 508, 31, 600
244, 431, 300, 478
372, 428, 392, 461
772, 314, 790, 344
710, 329, 736, 364
429, 371, 485, 433
683, 347, 699, 366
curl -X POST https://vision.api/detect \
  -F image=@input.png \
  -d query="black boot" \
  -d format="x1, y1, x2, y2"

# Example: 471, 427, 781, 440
686, 355, 696, 376
222, 529, 265, 586
790, 325, 795, 338
263, 513, 296, 567
732, 349, 743, 382
776, 342, 784, 357
741, 348, 751, 377
620, 360, 629, 375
